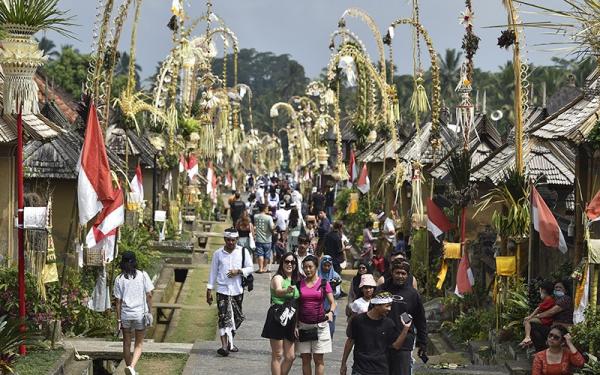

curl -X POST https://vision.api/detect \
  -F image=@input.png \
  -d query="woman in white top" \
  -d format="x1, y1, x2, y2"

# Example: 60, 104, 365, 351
114, 251, 154, 375
286, 205, 305, 253
349, 274, 376, 315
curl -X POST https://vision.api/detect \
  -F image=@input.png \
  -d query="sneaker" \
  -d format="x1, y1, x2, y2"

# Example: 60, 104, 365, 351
125, 366, 136, 375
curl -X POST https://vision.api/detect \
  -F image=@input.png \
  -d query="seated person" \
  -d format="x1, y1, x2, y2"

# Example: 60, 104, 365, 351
530, 281, 574, 352
519, 281, 555, 348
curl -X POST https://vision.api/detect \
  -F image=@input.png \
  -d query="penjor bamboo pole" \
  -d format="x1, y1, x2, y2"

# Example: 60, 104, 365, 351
506, 0, 524, 174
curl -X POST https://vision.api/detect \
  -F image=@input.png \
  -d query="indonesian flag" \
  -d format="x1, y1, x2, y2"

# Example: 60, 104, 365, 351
532, 186, 567, 253
206, 161, 218, 200
356, 163, 370, 194
85, 188, 124, 262
187, 154, 198, 180
586, 190, 600, 223
129, 164, 144, 203
426, 198, 452, 242
78, 102, 115, 225
455, 247, 474, 297
347, 149, 358, 188
178, 154, 187, 173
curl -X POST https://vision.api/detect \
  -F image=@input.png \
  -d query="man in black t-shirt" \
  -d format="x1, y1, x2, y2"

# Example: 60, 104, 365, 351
340, 292, 412, 375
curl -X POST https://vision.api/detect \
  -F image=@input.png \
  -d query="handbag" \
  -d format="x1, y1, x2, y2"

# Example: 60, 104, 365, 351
298, 327, 318, 342
141, 272, 153, 327
273, 300, 297, 327
241, 247, 254, 292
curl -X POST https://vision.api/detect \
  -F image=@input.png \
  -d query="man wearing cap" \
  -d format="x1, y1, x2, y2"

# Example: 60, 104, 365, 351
379, 261, 427, 375
206, 228, 254, 356
340, 291, 412, 375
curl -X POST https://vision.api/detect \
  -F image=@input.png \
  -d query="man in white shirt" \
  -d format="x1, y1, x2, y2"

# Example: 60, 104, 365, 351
291, 186, 303, 208
275, 201, 291, 232
256, 183, 265, 205
206, 228, 254, 356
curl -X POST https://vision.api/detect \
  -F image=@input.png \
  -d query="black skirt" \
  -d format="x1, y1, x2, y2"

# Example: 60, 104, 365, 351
261, 304, 296, 342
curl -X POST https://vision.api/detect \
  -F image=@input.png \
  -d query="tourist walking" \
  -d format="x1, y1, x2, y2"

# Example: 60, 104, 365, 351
323, 221, 346, 275
379, 261, 427, 375
318, 255, 342, 337
287, 204, 305, 253
230, 191, 247, 225
296, 255, 336, 375
113, 251, 155, 375
347, 261, 373, 314
361, 221, 376, 264
325, 185, 335, 221
310, 187, 325, 216
348, 273, 377, 316
340, 292, 413, 375
235, 211, 254, 251
262, 252, 301, 375
296, 234, 311, 277
316, 211, 331, 256
531, 325, 584, 375
206, 228, 254, 356
255, 203, 276, 273
268, 187, 280, 215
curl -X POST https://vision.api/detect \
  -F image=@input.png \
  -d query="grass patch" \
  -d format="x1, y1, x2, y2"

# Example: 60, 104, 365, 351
11, 348, 65, 375
163, 264, 217, 343
136, 353, 188, 375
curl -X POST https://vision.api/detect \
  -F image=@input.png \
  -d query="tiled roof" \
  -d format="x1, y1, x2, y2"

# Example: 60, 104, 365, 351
34, 74, 79, 124
470, 138, 574, 186
24, 130, 124, 179
106, 127, 158, 168
531, 72, 600, 143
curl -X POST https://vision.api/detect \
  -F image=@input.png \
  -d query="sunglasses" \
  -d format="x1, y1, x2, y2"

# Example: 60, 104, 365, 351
359, 266, 367, 269
548, 333, 562, 340
283, 259, 296, 265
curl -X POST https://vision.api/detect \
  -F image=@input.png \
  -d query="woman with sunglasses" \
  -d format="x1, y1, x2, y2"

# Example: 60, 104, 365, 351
296, 255, 336, 375
261, 252, 301, 375
531, 325, 584, 375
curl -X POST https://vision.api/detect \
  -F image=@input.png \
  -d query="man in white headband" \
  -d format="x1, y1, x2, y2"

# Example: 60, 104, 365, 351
206, 227, 253, 356
341, 291, 413, 375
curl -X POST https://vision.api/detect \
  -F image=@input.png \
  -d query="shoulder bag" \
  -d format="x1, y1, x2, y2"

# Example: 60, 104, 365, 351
241, 247, 254, 292
141, 271, 153, 327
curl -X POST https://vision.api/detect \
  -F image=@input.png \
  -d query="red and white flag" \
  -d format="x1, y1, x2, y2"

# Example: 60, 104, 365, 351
78, 102, 115, 225
225, 171, 232, 187
586, 190, 600, 223
187, 154, 198, 180
347, 149, 358, 188
455, 247, 474, 297
426, 198, 452, 242
129, 164, 144, 203
356, 163, 370, 194
206, 161, 218, 201
85, 187, 124, 262
178, 154, 188, 173
532, 186, 567, 253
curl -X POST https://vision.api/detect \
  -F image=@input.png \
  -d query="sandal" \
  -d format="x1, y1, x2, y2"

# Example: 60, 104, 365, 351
229, 344, 239, 353
217, 348, 229, 357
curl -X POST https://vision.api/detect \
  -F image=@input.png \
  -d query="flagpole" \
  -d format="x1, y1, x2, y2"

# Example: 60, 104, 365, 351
16, 103, 26, 355
527, 179, 534, 286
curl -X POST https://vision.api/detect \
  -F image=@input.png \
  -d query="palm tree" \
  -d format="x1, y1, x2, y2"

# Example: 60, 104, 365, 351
438, 48, 463, 100
36, 36, 59, 59
115, 51, 142, 89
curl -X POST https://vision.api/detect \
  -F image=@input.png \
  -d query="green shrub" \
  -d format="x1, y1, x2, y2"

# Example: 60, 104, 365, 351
571, 307, 600, 355
442, 308, 495, 343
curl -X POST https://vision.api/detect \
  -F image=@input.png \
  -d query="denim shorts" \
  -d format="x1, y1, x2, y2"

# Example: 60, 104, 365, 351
255, 242, 272, 260
121, 318, 145, 331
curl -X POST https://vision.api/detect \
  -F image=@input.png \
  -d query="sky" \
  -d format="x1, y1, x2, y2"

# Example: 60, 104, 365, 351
47, 0, 574, 81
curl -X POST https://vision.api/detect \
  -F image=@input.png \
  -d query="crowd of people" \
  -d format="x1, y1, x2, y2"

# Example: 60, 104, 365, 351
210, 175, 430, 375
110, 173, 588, 375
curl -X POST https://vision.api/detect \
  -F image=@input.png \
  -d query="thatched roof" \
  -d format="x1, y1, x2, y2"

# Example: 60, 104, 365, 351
106, 128, 158, 168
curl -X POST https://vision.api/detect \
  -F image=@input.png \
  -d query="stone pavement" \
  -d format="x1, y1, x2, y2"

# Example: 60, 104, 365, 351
183, 267, 353, 374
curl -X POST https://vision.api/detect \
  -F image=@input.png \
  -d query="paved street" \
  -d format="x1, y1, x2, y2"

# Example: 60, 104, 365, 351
183, 266, 352, 374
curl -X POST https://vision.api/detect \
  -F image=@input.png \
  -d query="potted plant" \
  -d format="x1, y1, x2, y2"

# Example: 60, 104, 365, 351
0, 0, 73, 114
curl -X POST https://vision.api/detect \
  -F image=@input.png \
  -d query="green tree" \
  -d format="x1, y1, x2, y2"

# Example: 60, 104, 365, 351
115, 51, 142, 90
438, 48, 463, 100
42, 45, 91, 98
37, 36, 59, 59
